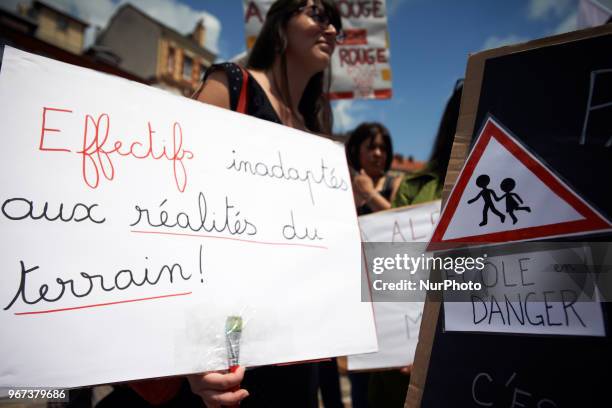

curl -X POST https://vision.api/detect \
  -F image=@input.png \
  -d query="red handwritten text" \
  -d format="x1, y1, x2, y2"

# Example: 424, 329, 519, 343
39, 107, 194, 192
337, 0, 385, 19
40, 107, 73, 152
339, 47, 387, 67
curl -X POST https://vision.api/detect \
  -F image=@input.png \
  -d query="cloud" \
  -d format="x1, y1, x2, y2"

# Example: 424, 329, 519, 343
332, 100, 368, 132
387, 0, 409, 16
42, 0, 116, 27
526, 0, 579, 35
527, 0, 574, 20
553, 10, 578, 34
481, 34, 529, 50
120, 0, 222, 54
25, 0, 222, 54
332, 100, 356, 131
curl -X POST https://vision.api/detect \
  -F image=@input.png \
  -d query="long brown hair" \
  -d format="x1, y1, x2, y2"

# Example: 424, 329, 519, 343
246, 0, 341, 135
428, 79, 463, 180
346, 122, 393, 173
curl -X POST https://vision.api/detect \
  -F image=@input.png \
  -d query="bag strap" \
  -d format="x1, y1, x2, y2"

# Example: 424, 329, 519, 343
236, 66, 249, 114
192, 64, 248, 114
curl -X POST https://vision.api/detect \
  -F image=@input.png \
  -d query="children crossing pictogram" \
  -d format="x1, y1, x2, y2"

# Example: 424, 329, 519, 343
429, 117, 612, 245
499, 177, 531, 224
466, 174, 506, 226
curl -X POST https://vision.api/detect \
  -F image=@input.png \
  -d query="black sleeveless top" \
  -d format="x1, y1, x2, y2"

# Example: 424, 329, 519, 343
200, 62, 319, 408
202, 62, 283, 125
357, 174, 397, 215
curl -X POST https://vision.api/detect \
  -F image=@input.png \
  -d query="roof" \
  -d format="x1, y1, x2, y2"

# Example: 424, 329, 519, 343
0, 5, 38, 32
0, 20, 149, 84
32, 0, 89, 27
391, 156, 426, 173
115, 4, 215, 62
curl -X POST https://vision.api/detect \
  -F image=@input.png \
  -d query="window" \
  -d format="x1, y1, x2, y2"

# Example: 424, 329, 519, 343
56, 16, 69, 31
167, 47, 175, 74
182, 55, 193, 81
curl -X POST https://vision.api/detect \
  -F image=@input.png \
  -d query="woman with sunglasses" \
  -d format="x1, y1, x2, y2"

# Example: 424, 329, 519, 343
194, 0, 342, 134
190, 1, 343, 407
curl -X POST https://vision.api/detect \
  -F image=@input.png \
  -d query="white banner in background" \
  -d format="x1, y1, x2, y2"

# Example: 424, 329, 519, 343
243, 0, 393, 100
348, 200, 441, 371
0, 47, 377, 389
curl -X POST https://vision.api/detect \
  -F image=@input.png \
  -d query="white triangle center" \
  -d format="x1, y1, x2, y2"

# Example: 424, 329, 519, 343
443, 136, 584, 240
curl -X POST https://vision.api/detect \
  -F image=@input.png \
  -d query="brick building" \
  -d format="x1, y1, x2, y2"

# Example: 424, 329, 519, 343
0, 1, 146, 84
95, 4, 216, 96
23, 0, 88, 54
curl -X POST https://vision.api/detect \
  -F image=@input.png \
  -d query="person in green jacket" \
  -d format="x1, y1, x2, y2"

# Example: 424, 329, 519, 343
393, 80, 463, 208
369, 79, 463, 408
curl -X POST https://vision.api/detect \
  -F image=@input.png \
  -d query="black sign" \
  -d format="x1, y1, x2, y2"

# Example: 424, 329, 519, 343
420, 32, 612, 407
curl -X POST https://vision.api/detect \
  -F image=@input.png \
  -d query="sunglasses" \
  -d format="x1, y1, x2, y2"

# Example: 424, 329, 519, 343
297, 5, 345, 43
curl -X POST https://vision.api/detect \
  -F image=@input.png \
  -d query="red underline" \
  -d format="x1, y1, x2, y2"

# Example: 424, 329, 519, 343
14, 292, 192, 316
130, 230, 329, 249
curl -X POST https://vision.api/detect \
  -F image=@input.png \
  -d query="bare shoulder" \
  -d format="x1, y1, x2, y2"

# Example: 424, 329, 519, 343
390, 174, 403, 202
246, 69, 267, 86
392, 175, 403, 189
194, 70, 230, 110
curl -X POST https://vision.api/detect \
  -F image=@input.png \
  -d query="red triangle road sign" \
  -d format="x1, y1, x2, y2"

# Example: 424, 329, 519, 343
429, 117, 612, 246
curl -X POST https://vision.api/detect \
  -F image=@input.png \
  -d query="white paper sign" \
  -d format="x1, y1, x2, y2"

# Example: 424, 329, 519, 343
443, 247, 606, 337
0, 47, 377, 389
347, 200, 441, 371
242, 0, 393, 100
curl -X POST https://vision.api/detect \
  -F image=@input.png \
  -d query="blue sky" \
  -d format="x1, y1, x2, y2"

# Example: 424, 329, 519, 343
5, 0, 581, 160
188, 0, 580, 160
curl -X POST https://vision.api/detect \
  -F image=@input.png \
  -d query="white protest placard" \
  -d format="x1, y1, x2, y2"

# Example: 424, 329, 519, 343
0, 47, 377, 389
242, 0, 393, 99
347, 200, 440, 371
442, 247, 606, 337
